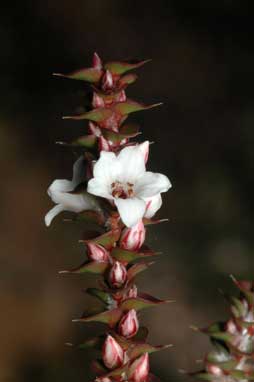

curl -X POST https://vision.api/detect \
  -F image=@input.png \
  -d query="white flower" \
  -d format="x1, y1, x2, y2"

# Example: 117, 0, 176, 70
87, 142, 171, 227
45, 157, 99, 226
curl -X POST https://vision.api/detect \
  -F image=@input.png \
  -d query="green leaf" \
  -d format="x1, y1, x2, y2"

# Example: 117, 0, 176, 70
91, 359, 107, 375
120, 293, 170, 312
63, 107, 112, 122
127, 262, 154, 280
114, 100, 162, 116
118, 73, 138, 87
86, 288, 112, 305
129, 343, 172, 360
53, 67, 102, 82
70, 135, 97, 148
105, 59, 151, 75
59, 261, 108, 275
75, 210, 105, 226
100, 123, 140, 144
74, 308, 122, 328
111, 247, 157, 264
91, 229, 121, 250
78, 335, 104, 350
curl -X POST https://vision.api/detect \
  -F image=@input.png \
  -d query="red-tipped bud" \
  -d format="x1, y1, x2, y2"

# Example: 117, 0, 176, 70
102, 70, 114, 91
118, 309, 139, 338
93, 52, 103, 70
120, 220, 146, 251
108, 261, 127, 288
99, 136, 111, 151
206, 364, 223, 376
102, 335, 124, 370
117, 90, 127, 102
139, 141, 149, 164
95, 378, 112, 382
92, 93, 105, 108
88, 121, 101, 137
127, 285, 138, 299
87, 243, 110, 263
128, 353, 149, 382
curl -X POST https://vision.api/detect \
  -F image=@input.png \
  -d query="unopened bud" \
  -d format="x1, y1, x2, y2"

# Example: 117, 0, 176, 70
102, 335, 124, 370
128, 353, 149, 382
92, 52, 103, 70
88, 121, 101, 137
127, 285, 138, 299
108, 261, 127, 288
118, 309, 139, 338
120, 220, 146, 251
99, 136, 111, 151
102, 70, 114, 91
117, 90, 127, 102
87, 242, 110, 263
92, 93, 105, 108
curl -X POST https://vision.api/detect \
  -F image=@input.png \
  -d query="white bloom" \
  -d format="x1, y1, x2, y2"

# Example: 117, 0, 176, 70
87, 142, 171, 227
45, 157, 99, 226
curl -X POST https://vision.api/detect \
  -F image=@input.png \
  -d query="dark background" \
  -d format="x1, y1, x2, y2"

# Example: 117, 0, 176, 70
0, 1, 253, 381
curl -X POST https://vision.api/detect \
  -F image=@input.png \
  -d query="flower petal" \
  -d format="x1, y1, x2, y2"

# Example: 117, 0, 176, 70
114, 197, 146, 227
71, 156, 85, 186
48, 180, 73, 202
144, 194, 162, 218
54, 192, 97, 212
93, 151, 121, 185
45, 204, 65, 226
135, 172, 171, 198
87, 178, 113, 199
117, 145, 146, 182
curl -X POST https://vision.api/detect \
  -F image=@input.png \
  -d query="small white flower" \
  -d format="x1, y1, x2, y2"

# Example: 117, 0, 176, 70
45, 157, 99, 226
87, 142, 171, 227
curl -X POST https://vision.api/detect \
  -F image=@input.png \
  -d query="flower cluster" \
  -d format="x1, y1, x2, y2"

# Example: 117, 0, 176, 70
46, 53, 172, 382
191, 277, 254, 382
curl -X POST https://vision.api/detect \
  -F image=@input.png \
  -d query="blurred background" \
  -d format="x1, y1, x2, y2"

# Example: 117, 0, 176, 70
0, 1, 254, 381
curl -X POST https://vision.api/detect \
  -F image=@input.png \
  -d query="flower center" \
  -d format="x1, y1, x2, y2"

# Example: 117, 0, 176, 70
111, 181, 134, 199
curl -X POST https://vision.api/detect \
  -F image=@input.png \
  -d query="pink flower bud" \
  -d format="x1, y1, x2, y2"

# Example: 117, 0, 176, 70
92, 52, 103, 70
99, 136, 111, 151
87, 243, 110, 263
108, 261, 127, 288
128, 353, 149, 382
96, 378, 112, 382
206, 364, 223, 376
127, 285, 138, 298
118, 309, 139, 338
102, 335, 124, 370
92, 93, 105, 108
117, 90, 126, 102
102, 70, 114, 91
120, 220, 146, 251
88, 121, 101, 137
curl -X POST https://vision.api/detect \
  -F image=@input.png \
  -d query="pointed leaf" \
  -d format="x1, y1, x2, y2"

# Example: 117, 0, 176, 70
53, 67, 102, 82
59, 261, 108, 275
86, 288, 112, 305
75, 210, 105, 226
105, 59, 151, 75
114, 100, 162, 116
78, 335, 104, 350
127, 262, 154, 280
74, 308, 122, 328
129, 342, 172, 360
91, 359, 107, 375
111, 247, 157, 264
118, 73, 138, 87
70, 135, 97, 148
63, 108, 112, 122
120, 293, 170, 312
91, 229, 121, 250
